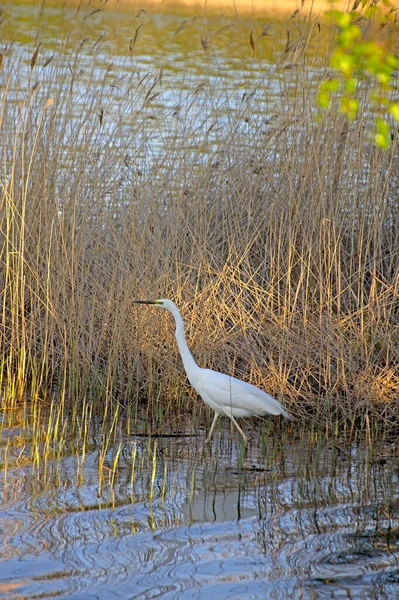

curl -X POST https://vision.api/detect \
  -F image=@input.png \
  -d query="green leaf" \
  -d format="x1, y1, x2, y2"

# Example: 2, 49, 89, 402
340, 96, 359, 119
345, 78, 358, 93
332, 10, 353, 28
332, 53, 355, 77
390, 103, 399, 121
318, 91, 330, 109
375, 118, 390, 149
347, 98, 359, 120
386, 54, 399, 69
375, 132, 389, 148
377, 71, 390, 86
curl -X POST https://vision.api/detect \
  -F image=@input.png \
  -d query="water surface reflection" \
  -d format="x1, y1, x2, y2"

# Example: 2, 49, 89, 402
0, 424, 397, 598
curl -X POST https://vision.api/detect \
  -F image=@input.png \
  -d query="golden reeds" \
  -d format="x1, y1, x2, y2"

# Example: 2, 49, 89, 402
0, 2, 397, 450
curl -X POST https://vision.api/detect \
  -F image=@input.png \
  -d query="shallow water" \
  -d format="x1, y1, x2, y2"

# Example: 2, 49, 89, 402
0, 420, 398, 599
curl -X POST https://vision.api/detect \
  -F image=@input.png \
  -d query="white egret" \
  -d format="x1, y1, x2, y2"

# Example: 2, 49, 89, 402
134, 299, 290, 444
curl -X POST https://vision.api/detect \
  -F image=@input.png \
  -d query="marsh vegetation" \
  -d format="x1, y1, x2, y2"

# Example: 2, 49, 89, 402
0, 0, 398, 596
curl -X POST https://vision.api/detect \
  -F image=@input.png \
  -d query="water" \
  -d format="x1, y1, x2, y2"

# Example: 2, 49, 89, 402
0, 0, 310, 174
0, 420, 398, 598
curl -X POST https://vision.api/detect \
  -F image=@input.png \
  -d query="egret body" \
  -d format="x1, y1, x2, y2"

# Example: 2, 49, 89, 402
134, 299, 290, 444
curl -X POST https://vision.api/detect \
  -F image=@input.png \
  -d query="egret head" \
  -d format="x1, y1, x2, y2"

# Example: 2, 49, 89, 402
133, 298, 176, 312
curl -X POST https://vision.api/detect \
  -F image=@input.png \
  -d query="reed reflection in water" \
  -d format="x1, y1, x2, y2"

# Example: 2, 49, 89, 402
0, 424, 397, 599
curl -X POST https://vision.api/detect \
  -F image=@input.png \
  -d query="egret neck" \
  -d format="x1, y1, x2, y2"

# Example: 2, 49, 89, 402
167, 302, 200, 386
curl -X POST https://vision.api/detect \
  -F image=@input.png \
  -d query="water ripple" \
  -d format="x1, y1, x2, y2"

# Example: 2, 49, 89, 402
0, 428, 397, 598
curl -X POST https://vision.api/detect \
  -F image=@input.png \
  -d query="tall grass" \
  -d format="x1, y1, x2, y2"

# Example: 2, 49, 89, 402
0, 1, 398, 445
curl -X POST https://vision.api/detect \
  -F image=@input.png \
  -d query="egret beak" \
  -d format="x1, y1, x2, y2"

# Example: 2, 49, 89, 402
133, 300, 157, 304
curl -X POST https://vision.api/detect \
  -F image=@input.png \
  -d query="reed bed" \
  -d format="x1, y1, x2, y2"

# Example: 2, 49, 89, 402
0, 2, 398, 448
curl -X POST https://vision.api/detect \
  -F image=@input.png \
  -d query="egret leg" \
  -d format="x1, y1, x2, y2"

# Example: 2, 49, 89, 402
205, 412, 219, 444
229, 416, 248, 445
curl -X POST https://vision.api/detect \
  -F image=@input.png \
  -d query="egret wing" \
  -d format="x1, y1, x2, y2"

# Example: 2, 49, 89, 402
196, 369, 288, 418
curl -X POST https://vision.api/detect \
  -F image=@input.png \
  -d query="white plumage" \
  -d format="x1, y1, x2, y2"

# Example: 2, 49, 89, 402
134, 299, 290, 444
